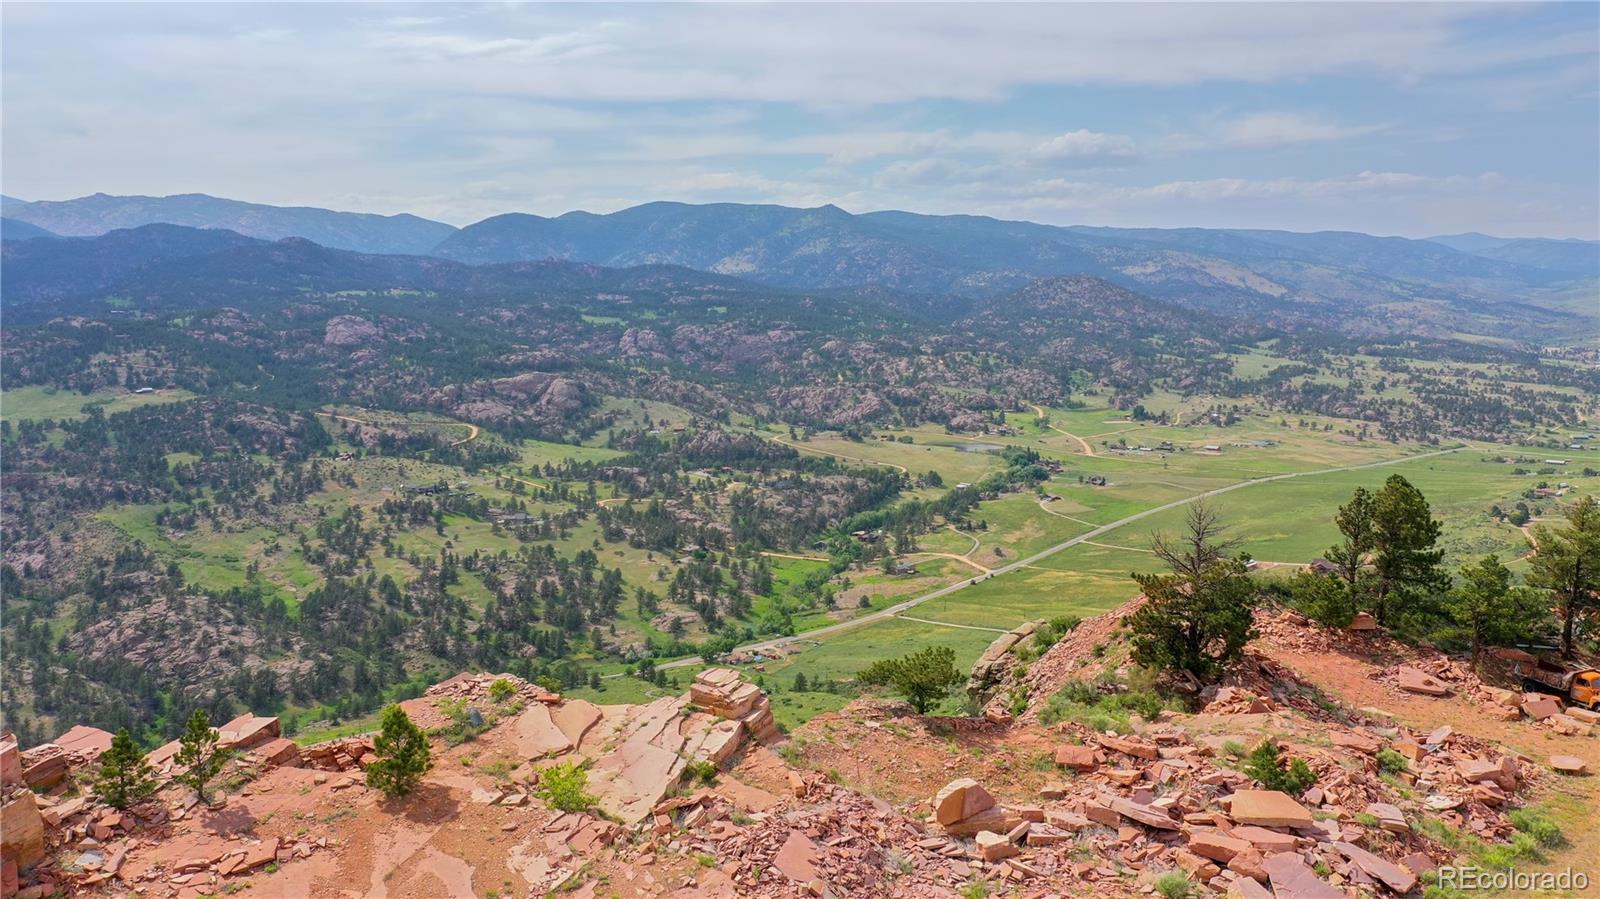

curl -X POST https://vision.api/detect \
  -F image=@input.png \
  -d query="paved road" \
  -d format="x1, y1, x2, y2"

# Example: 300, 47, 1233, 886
658, 444, 1465, 670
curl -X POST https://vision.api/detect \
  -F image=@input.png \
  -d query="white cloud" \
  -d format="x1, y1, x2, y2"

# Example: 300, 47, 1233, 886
1, 3, 1594, 236
1030, 130, 1141, 165
1171, 112, 1386, 151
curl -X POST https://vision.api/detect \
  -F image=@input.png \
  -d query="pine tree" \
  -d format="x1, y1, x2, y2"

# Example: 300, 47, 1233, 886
1127, 502, 1256, 682
366, 705, 431, 799
1129, 559, 1257, 681
1447, 555, 1545, 660
1368, 475, 1447, 625
94, 729, 157, 810
1527, 496, 1600, 658
858, 645, 963, 714
1326, 486, 1375, 594
174, 710, 230, 803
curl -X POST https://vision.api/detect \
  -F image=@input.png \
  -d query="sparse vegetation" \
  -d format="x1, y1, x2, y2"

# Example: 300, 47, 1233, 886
536, 761, 596, 813
1376, 749, 1410, 775
1154, 871, 1194, 899
1039, 678, 1175, 734
683, 759, 719, 786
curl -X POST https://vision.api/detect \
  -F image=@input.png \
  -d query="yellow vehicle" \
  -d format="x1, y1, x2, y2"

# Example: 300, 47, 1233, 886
1516, 657, 1600, 710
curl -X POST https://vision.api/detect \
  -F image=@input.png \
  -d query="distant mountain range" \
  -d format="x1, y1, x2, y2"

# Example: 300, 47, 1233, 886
1, 193, 456, 255
2, 193, 1594, 338
0, 217, 57, 241
1426, 232, 1599, 276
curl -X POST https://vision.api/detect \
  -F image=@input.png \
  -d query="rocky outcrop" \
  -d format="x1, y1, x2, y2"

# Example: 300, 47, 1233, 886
322, 314, 382, 347
967, 619, 1043, 700
1, 791, 45, 871
689, 668, 781, 743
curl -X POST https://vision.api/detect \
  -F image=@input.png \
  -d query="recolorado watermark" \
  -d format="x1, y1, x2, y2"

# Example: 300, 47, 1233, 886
1437, 865, 1590, 892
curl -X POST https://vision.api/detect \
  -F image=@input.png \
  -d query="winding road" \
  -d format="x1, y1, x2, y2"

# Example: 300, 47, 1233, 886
658, 443, 1466, 670
1031, 404, 1097, 456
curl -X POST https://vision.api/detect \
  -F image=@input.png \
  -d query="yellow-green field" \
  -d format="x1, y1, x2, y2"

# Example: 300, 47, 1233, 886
1, 386, 195, 422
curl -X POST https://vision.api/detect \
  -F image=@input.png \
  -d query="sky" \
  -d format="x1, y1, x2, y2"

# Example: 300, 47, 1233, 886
3, 2, 1598, 237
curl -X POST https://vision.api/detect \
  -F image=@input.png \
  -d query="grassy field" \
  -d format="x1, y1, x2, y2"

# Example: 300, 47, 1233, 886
1, 386, 195, 422
754, 410, 1600, 700
72, 385, 1600, 738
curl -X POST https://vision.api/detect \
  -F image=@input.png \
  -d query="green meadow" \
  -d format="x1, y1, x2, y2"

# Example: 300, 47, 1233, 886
1, 385, 195, 422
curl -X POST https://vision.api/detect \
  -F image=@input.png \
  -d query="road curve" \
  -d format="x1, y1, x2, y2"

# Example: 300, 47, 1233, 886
658, 444, 1465, 670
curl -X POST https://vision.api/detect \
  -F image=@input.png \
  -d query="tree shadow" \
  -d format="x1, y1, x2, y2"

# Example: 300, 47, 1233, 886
196, 802, 259, 838
381, 782, 461, 825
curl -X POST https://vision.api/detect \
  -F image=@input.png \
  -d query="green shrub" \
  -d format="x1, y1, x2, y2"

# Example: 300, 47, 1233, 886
1476, 832, 1542, 868
1154, 872, 1193, 899
1376, 749, 1409, 775
1243, 740, 1317, 795
536, 761, 596, 813
1007, 685, 1030, 718
683, 759, 718, 786
488, 678, 517, 703
1039, 679, 1175, 734
1508, 809, 1566, 849
958, 878, 991, 899
857, 645, 964, 714
1017, 615, 1082, 661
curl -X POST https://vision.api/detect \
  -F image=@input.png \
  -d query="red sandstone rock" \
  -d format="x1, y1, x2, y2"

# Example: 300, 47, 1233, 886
932, 778, 995, 827
1226, 790, 1313, 828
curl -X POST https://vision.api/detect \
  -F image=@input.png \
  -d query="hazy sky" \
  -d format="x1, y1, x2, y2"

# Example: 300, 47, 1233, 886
4, 2, 1597, 237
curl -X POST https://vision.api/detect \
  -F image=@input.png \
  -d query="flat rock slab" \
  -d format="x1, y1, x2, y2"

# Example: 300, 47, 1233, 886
552, 701, 604, 747
1333, 841, 1417, 894
1330, 731, 1380, 754
1054, 745, 1097, 772
586, 696, 693, 823
1229, 825, 1298, 853
1550, 755, 1588, 775
943, 806, 1022, 837
1365, 801, 1408, 833
516, 704, 574, 760
1567, 707, 1600, 725
1187, 829, 1250, 862
975, 831, 1019, 861
1227, 790, 1313, 829
1110, 798, 1179, 830
1521, 696, 1563, 720
55, 725, 115, 759
1227, 876, 1273, 899
1263, 852, 1345, 899
774, 830, 820, 883
1397, 668, 1450, 696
